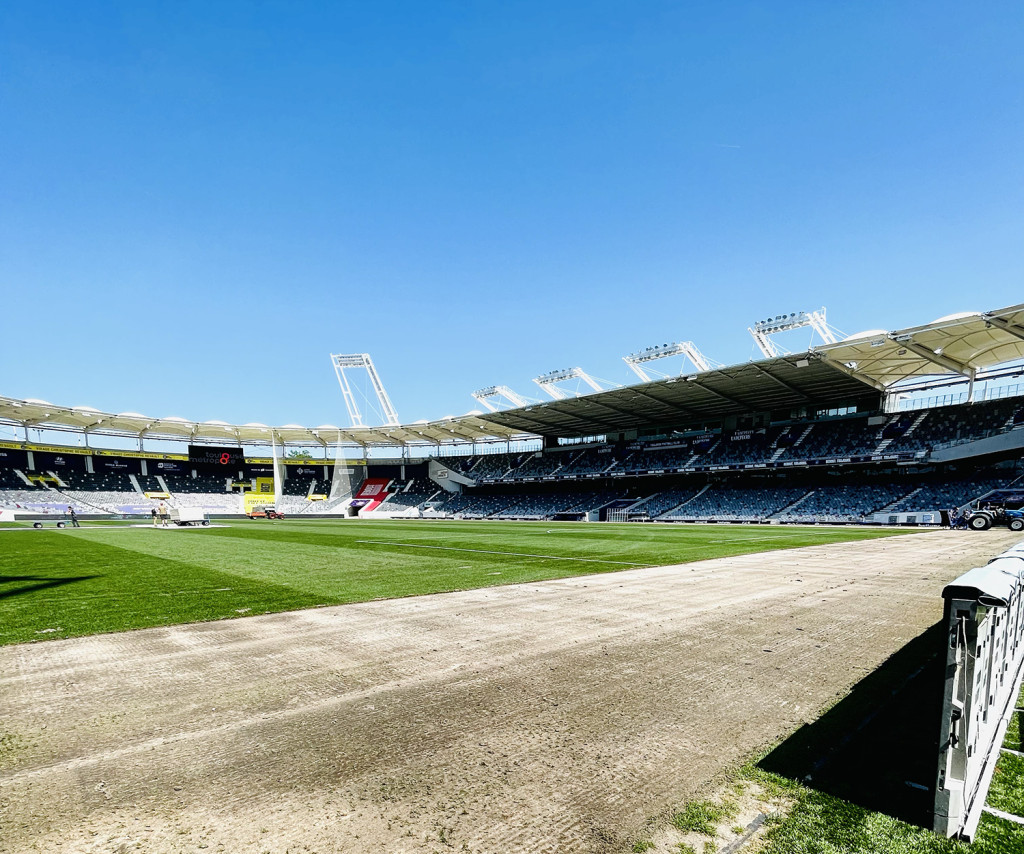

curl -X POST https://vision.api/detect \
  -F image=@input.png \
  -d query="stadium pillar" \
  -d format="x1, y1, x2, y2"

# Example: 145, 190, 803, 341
271, 434, 284, 508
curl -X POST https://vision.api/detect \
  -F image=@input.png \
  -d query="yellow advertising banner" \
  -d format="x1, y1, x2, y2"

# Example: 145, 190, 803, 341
254, 477, 275, 494
0, 441, 188, 461
243, 492, 275, 513
95, 449, 188, 461
0, 441, 89, 455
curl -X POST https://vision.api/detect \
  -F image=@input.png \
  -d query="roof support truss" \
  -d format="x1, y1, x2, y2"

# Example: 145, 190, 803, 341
890, 335, 973, 376
749, 363, 812, 401
815, 353, 887, 392
984, 314, 1024, 344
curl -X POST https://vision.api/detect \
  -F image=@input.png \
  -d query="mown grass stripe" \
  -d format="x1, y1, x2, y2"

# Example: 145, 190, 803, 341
354, 539, 644, 565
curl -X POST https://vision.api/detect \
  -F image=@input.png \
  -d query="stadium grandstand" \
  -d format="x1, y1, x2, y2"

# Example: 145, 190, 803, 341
2, 302, 1024, 525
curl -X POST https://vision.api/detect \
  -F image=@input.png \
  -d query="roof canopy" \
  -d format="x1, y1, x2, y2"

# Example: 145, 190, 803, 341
2, 302, 1022, 447
475, 353, 877, 436
813, 303, 1024, 388
0, 400, 526, 447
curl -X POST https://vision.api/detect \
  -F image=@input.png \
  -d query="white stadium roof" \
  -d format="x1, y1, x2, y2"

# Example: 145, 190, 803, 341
2, 303, 1022, 447
0, 400, 528, 448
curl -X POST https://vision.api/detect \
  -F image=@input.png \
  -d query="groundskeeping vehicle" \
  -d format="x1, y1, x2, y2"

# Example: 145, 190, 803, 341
248, 505, 285, 520
169, 507, 210, 527
966, 490, 1024, 531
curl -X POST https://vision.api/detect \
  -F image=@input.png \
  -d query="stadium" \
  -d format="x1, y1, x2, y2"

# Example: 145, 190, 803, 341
2, 303, 1024, 527
3, 302, 1024, 853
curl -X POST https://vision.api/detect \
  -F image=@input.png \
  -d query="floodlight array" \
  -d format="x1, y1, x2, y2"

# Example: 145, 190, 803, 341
753, 312, 813, 334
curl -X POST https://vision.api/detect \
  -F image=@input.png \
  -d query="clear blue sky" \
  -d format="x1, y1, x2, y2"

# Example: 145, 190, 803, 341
2, 1, 1021, 428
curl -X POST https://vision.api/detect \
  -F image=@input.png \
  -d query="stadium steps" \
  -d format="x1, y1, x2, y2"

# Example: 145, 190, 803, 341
790, 424, 815, 449
683, 442, 715, 467
768, 425, 813, 462
655, 483, 712, 519
46, 470, 68, 489
771, 489, 817, 518
879, 487, 922, 513
51, 487, 108, 515
901, 410, 931, 438
769, 425, 793, 449
14, 469, 33, 486
156, 475, 170, 493
1002, 408, 1024, 430
128, 473, 145, 495
626, 493, 659, 509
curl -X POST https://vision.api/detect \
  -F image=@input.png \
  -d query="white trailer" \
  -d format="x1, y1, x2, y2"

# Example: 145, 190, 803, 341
169, 508, 210, 527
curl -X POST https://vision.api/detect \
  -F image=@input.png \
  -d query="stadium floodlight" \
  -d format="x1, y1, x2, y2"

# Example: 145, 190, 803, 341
471, 385, 531, 412
623, 341, 716, 382
533, 367, 620, 400
330, 353, 400, 428
748, 308, 839, 358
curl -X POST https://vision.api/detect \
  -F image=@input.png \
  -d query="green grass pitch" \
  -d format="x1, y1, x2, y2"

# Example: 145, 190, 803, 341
0, 518, 914, 646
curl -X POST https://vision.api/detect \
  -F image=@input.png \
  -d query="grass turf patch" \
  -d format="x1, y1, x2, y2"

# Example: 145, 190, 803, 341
653, 654, 1024, 854
0, 519, 913, 645
751, 781, 1024, 854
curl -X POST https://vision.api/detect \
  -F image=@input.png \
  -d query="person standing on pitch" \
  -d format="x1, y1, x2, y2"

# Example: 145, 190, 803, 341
158, 501, 169, 527
67, 505, 80, 528
151, 507, 158, 527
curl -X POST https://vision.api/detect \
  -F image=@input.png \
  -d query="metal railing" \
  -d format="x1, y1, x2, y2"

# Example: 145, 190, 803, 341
935, 542, 1024, 839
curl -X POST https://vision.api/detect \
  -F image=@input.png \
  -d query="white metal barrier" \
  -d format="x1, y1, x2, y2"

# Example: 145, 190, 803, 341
934, 541, 1024, 839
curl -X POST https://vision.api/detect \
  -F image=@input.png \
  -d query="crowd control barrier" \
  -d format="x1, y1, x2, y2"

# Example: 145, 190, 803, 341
935, 541, 1024, 839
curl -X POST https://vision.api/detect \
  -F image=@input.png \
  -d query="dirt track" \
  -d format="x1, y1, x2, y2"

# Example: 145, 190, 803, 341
1, 530, 1018, 854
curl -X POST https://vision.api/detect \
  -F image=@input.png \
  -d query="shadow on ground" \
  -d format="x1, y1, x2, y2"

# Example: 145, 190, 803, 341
758, 621, 947, 829
0, 575, 101, 600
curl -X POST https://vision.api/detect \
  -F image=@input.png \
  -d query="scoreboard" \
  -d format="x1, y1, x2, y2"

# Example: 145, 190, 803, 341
187, 445, 245, 468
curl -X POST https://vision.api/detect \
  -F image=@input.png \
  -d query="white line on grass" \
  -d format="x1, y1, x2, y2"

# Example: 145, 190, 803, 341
0, 523, 233, 532
355, 540, 643, 565
982, 805, 1024, 826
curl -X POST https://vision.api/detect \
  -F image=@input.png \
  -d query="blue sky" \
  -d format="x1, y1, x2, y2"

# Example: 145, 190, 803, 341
2, 1, 1021, 428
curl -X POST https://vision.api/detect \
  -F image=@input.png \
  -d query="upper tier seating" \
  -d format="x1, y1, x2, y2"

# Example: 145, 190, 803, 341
886, 399, 1021, 453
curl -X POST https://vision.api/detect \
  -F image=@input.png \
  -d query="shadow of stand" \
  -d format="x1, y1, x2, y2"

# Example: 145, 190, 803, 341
758, 621, 947, 830
0, 574, 101, 600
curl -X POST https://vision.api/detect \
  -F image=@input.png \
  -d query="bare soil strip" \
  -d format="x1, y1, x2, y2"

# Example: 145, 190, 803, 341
1, 530, 1016, 854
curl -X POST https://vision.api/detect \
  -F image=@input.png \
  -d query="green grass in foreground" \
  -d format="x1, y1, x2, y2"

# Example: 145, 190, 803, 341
669, 683, 1024, 854
747, 748, 1024, 854
0, 518, 911, 645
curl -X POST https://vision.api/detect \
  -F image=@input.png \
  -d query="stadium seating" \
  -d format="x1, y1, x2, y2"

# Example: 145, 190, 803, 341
2, 395, 1023, 525
662, 485, 809, 521
491, 489, 618, 520
887, 474, 1020, 513
885, 399, 1022, 453
620, 445, 694, 473
377, 480, 445, 513
773, 481, 915, 523
627, 487, 706, 519
556, 447, 619, 476
505, 452, 567, 479
778, 417, 879, 460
